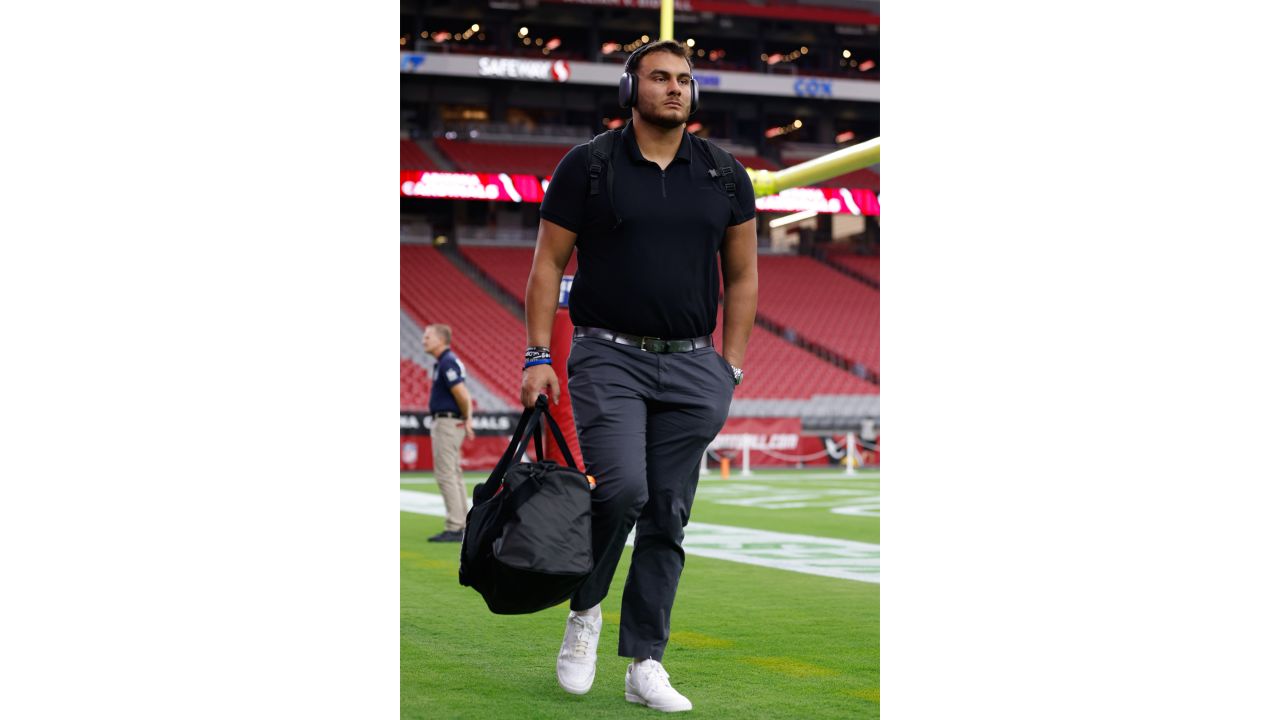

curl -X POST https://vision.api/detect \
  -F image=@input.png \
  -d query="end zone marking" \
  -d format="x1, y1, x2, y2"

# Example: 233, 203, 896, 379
401, 490, 880, 583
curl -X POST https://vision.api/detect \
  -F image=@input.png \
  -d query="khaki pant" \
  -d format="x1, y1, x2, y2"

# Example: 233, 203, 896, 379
431, 417, 469, 531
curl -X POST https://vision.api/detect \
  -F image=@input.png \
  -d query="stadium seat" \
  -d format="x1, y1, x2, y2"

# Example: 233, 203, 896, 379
435, 139, 574, 177
401, 245, 527, 409
756, 256, 880, 376
825, 253, 879, 284
446, 246, 878, 399
401, 139, 441, 171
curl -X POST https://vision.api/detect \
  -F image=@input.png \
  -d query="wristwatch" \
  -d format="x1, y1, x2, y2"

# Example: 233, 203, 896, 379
730, 364, 744, 386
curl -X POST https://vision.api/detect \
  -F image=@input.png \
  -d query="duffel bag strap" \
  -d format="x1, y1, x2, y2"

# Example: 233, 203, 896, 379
477, 395, 550, 498
540, 410, 580, 473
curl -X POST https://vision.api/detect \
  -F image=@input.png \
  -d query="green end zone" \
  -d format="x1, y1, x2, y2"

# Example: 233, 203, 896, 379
401, 468, 880, 719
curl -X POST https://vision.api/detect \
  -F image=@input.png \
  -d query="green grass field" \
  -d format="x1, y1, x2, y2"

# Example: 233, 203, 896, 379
402, 468, 879, 719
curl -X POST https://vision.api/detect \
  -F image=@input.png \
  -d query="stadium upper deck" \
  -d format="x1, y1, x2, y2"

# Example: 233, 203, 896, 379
401, 0, 879, 157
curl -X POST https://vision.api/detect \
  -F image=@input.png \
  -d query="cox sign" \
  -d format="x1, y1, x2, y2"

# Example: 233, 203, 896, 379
793, 77, 833, 98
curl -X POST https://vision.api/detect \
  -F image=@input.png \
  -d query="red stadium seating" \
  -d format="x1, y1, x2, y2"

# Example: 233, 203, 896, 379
459, 247, 577, 302
435, 141, 782, 178
435, 139, 573, 176
453, 246, 877, 398
401, 139, 441, 171
710, 323, 878, 397
401, 245, 526, 408
826, 253, 879, 283
401, 358, 431, 410
735, 154, 781, 171
756, 256, 879, 376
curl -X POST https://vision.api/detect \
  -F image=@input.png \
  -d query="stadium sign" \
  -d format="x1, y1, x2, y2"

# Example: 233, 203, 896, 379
793, 77, 834, 98
401, 53, 426, 72
400, 171, 549, 202
399, 170, 878, 215
754, 186, 879, 215
400, 411, 523, 436
403, 51, 877, 103
477, 56, 571, 82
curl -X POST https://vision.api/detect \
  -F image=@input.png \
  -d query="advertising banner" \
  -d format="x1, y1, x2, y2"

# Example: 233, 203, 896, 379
400, 171, 879, 216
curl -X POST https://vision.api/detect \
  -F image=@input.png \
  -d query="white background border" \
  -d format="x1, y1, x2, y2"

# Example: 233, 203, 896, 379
3, 1, 1280, 717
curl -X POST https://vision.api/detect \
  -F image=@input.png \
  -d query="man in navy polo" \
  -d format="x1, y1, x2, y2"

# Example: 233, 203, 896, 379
521, 40, 758, 712
423, 323, 474, 542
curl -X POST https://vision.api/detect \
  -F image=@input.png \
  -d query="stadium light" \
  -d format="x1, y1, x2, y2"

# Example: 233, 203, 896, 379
768, 210, 818, 229
471, 24, 480, 32
518, 27, 528, 37
859, 60, 876, 71
843, 49, 851, 58
546, 37, 561, 50
686, 38, 695, 47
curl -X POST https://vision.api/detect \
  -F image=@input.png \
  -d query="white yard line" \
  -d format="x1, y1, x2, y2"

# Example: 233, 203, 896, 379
401, 490, 880, 584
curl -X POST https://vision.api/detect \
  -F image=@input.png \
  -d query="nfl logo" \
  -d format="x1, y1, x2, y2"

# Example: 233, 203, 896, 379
402, 441, 419, 465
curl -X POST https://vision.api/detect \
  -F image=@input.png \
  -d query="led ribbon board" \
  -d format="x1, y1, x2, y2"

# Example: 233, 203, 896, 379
400, 171, 879, 216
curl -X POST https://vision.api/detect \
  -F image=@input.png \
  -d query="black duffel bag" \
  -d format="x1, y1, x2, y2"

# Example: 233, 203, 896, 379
459, 394, 594, 615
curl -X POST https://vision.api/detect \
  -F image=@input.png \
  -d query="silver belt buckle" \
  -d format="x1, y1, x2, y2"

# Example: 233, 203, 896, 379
640, 336, 665, 352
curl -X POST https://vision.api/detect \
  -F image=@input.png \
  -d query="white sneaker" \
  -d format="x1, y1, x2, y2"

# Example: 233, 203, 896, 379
625, 659, 693, 712
556, 611, 602, 695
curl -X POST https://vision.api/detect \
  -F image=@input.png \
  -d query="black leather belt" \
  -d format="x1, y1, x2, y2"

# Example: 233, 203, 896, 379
431, 411, 462, 419
574, 326, 713, 353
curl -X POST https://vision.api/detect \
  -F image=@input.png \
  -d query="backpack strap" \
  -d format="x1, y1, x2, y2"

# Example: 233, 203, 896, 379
586, 129, 618, 197
696, 136, 738, 203
586, 128, 624, 227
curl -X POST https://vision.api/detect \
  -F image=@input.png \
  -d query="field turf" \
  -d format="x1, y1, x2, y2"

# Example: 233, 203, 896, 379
401, 468, 879, 719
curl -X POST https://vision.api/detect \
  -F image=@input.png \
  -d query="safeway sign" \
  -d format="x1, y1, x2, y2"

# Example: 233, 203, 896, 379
477, 57, 571, 82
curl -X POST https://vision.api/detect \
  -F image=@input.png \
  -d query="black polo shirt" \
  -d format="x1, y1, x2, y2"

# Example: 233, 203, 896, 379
540, 121, 755, 339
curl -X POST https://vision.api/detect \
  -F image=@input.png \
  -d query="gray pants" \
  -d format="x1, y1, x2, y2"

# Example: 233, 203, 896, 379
566, 335, 735, 660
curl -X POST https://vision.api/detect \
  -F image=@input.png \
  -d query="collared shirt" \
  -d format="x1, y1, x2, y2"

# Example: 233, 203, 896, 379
539, 121, 755, 339
428, 348, 466, 414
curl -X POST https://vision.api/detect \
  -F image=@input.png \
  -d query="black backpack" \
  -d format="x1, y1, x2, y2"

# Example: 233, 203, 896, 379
586, 124, 740, 228
459, 395, 594, 615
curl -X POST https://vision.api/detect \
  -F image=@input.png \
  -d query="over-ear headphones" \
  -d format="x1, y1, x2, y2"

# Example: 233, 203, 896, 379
618, 42, 699, 117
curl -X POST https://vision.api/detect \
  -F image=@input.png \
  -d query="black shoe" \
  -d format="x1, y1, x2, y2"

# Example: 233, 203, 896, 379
428, 530, 463, 542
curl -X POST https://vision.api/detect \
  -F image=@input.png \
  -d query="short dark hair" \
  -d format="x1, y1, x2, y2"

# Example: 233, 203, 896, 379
624, 40, 694, 75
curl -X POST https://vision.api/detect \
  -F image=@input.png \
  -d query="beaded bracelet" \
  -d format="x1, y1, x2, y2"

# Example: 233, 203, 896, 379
524, 346, 552, 369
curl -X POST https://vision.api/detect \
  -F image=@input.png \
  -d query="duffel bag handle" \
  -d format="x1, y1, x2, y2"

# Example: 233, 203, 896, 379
477, 395, 580, 500
476, 396, 545, 499
539, 406, 579, 473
